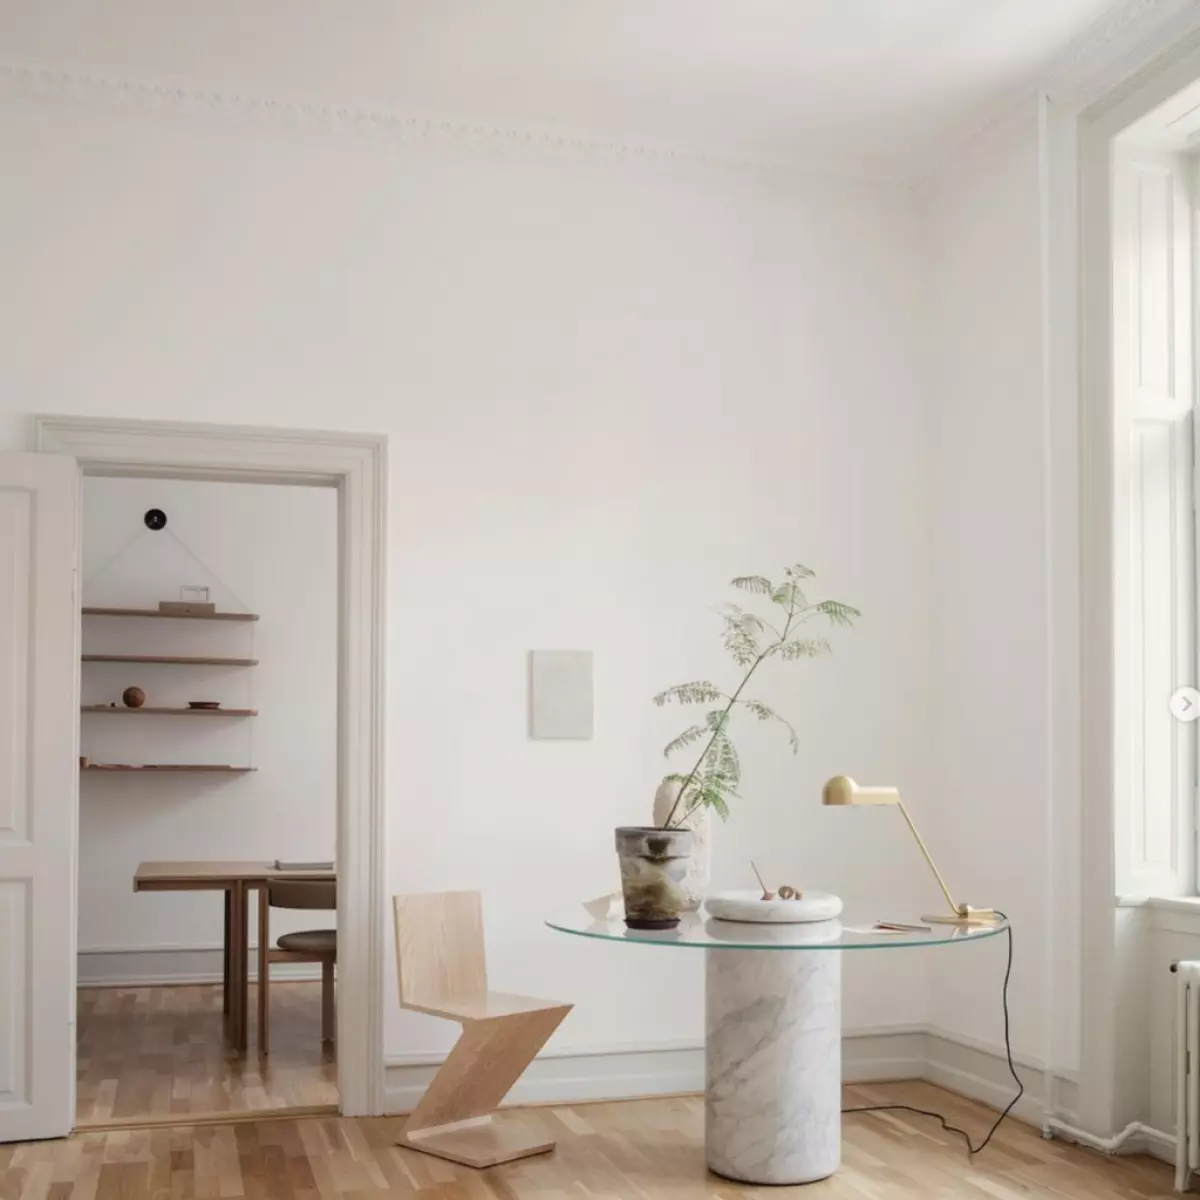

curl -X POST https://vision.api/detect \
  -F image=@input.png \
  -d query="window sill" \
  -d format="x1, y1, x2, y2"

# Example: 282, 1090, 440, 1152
1116, 895, 1200, 913
1118, 894, 1200, 936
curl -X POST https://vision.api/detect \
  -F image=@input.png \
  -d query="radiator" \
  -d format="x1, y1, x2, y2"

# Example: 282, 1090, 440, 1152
1176, 961, 1200, 1191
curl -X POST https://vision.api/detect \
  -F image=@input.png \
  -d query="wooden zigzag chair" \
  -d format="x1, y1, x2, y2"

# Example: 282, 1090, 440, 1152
393, 890, 572, 1168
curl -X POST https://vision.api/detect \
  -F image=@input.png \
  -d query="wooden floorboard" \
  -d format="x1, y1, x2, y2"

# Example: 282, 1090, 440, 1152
76, 982, 338, 1125
2, 1081, 1177, 1198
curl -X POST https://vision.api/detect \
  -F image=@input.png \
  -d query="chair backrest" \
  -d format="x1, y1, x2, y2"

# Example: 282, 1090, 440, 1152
269, 878, 336, 910
393, 890, 486, 1010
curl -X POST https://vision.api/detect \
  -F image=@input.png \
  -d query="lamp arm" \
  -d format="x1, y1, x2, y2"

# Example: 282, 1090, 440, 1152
894, 797, 960, 915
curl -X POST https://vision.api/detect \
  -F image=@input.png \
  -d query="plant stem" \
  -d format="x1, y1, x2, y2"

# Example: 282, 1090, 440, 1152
661, 600, 797, 830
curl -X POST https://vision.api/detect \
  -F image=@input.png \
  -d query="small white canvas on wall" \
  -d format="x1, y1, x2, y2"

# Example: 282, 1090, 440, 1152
529, 650, 593, 740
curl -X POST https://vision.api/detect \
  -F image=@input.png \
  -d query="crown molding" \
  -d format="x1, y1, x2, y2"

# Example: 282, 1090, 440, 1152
1042, 0, 1200, 112
3, 4, 1197, 195
0, 59, 905, 194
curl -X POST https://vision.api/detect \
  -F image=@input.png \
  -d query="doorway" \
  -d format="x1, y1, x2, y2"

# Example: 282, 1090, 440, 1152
74, 475, 340, 1125
24, 415, 386, 1138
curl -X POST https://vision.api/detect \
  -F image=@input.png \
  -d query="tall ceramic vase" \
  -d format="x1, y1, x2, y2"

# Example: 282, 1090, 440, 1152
653, 777, 711, 912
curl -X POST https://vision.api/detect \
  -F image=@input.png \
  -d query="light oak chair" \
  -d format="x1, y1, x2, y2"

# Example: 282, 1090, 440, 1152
257, 878, 337, 1057
393, 890, 573, 1168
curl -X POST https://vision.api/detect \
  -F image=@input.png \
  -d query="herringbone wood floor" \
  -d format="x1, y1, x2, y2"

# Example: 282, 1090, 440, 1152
3, 1081, 1178, 1198
76, 983, 337, 1125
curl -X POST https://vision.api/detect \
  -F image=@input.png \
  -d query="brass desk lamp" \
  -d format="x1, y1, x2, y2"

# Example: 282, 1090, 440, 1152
822, 776, 999, 926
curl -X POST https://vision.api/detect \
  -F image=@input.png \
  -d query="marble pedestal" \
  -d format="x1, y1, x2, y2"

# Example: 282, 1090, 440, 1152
705, 948, 841, 1184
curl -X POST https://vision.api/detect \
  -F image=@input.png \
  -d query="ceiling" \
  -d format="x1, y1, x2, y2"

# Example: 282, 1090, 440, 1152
1, 0, 1129, 174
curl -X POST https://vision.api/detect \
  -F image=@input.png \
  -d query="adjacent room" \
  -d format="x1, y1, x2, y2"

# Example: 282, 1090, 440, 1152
6, 1, 1200, 1197
75, 477, 339, 1125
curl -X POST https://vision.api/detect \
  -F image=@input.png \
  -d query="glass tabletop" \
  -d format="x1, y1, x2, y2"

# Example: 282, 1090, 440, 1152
546, 905, 1008, 951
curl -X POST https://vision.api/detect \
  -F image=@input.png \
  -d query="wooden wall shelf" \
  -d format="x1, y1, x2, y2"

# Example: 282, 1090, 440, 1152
82, 706, 257, 717
81, 764, 257, 773
83, 606, 259, 622
82, 654, 259, 667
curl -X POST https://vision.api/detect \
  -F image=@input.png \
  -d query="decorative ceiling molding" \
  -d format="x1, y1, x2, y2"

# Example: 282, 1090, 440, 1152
1041, 0, 1200, 110
9, 1, 1188, 193
0, 59, 900, 194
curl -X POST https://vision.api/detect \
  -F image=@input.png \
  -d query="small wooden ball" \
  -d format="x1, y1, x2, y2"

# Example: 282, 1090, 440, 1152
122, 686, 146, 709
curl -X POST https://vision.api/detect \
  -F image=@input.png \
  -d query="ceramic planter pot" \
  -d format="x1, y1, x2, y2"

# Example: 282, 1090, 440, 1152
615, 826, 694, 929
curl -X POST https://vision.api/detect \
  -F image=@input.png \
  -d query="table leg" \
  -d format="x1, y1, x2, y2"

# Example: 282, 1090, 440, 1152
257, 885, 270, 1057
229, 881, 249, 1055
222, 889, 232, 1015
705, 948, 841, 1184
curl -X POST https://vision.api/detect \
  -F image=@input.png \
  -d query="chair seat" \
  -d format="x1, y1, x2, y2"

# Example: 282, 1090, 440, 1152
409, 990, 569, 1022
277, 929, 337, 955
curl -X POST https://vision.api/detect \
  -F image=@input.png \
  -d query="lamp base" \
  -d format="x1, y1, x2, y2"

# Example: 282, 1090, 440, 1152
921, 907, 1001, 927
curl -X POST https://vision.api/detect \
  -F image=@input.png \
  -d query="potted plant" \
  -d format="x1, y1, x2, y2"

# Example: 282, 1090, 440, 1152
616, 563, 859, 929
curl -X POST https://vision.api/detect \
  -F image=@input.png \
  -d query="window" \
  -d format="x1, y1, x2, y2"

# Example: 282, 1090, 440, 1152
1113, 141, 1197, 896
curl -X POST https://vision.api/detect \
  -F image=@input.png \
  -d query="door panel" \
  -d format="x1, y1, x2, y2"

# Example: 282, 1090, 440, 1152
0, 453, 79, 1142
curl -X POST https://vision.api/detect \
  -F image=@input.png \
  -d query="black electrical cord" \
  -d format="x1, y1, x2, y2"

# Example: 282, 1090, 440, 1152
842, 912, 1021, 1156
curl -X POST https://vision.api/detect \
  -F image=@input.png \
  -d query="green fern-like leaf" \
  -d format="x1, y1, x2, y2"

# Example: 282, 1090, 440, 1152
772, 581, 808, 612
653, 681, 725, 707
777, 637, 831, 660
721, 606, 764, 667
741, 699, 800, 752
716, 732, 740, 788
662, 723, 709, 758
703, 786, 731, 821
784, 563, 817, 580
730, 575, 773, 596
813, 599, 861, 627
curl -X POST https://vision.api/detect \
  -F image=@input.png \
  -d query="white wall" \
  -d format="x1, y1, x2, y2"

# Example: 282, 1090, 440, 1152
0, 95, 934, 1060
925, 101, 1082, 1090
77, 476, 338, 984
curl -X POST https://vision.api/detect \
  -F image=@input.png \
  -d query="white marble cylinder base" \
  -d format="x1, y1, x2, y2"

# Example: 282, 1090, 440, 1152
705, 948, 841, 1184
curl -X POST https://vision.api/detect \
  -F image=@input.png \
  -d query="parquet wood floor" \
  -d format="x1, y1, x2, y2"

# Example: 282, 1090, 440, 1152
76, 983, 337, 1126
9, 1079, 1177, 1198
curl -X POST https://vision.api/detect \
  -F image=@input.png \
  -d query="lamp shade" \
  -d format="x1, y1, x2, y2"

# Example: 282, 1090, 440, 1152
821, 776, 901, 806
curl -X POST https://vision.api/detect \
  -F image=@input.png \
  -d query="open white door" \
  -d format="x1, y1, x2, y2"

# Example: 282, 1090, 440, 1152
0, 453, 79, 1142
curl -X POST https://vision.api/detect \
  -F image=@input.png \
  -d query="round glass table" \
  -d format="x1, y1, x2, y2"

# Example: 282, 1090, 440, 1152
546, 905, 1007, 1185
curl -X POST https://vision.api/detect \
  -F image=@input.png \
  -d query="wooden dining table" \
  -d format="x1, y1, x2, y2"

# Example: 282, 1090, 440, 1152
133, 860, 336, 1054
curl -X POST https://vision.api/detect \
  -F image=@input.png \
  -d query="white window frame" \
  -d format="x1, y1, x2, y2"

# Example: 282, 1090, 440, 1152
1112, 142, 1197, 898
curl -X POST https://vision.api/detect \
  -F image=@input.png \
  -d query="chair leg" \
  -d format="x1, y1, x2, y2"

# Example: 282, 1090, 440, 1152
257, 890, 270, 1057
398, 1004, 572, 1168
321, 960, 335, 1044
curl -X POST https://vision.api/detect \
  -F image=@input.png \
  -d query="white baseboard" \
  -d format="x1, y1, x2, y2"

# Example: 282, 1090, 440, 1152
78, 944, 322, 987
383, 1026, 928, 1116
922, 1026, 1079, 1129
1137, 1125, 1177, 1163
382, 1023, 1071, 1122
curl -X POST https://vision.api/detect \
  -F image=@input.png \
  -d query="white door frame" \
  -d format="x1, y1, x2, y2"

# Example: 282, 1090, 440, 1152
34, 414, 388, 1118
